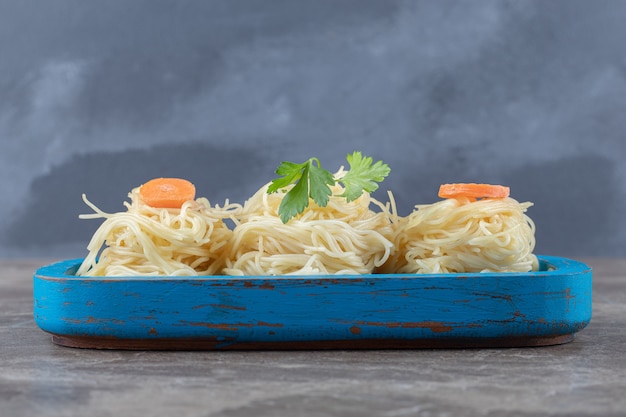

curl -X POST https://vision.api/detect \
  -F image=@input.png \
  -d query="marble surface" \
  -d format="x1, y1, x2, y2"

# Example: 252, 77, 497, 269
1, 258, 625, 417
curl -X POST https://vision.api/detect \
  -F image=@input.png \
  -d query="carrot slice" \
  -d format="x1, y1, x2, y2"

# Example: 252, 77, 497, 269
139, 178, 196, 208
438, 183, 510, 199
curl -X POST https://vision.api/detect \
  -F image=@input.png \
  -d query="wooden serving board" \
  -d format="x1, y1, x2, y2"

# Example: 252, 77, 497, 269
33, 256, 592, 350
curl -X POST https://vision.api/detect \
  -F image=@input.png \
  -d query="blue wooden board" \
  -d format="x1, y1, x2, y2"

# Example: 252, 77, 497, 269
33, 256, 592, 350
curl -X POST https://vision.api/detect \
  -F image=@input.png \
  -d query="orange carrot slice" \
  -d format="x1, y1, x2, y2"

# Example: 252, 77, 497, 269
438, 183, 510, 199
139, 178, 196, 208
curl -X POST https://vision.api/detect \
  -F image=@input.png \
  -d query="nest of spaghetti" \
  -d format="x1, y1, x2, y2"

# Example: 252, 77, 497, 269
379, 195, 539, 274
76, 187, 240, 276
222, 180, 394, 276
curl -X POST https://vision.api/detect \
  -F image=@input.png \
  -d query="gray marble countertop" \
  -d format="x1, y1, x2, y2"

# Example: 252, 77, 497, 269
2, 258, 625, 417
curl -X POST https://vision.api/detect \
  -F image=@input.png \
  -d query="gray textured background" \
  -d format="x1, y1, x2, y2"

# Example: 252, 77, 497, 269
1, 1, 624, 259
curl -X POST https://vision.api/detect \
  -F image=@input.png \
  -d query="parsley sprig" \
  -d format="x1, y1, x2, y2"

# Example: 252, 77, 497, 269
267, 151, 391, 223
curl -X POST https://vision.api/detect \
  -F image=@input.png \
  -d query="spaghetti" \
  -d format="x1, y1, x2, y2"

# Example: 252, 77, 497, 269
75, 174, 538, 276
380, 196, 538, 274
76, 187, 240, 276
223, 177, 395, 275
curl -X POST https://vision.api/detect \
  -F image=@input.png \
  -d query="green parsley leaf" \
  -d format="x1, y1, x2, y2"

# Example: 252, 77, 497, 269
338, 151, 391, 201
269, 158, 334, 223
276, 167, 310, 224
307, 162, 334, 208
267, 161, 306, 193
268, 152, 390, 223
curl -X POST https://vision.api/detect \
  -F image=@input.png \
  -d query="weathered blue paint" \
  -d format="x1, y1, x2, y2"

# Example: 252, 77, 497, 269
33, 256, 592, 349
